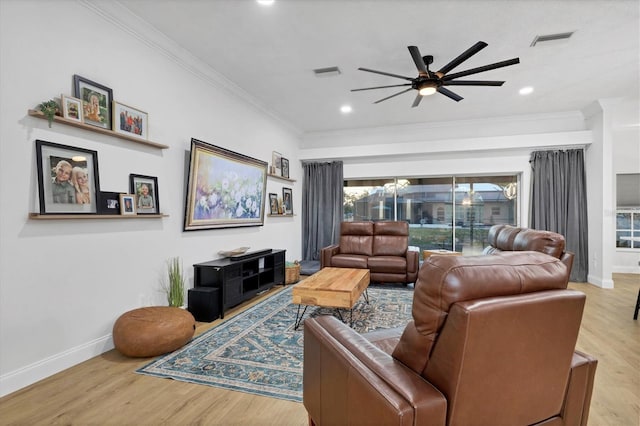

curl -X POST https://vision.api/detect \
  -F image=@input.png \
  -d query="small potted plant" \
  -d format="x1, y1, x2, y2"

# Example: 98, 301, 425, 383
38, 99, 59, 128
163, 257, 185, 307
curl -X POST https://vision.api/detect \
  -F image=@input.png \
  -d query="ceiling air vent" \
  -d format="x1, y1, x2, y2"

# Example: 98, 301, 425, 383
313, 66, 341, 77
530, 31, 574, 47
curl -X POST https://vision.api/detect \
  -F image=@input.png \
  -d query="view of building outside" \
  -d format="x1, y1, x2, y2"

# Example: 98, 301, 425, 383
344, 175, 519, 257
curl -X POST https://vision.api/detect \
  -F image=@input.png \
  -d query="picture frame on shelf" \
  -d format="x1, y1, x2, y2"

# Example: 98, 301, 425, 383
282, 187, 293, 215
271, 151, 282, 176
129, 174, 159, 214
113, 101, 148, 140
35, 139, 100, 214
61, 95, 83, 123
73, 74, 113, 130
184, 138, 267, 231
119, 194, 136, 215
97, 191, 122, 215
268, 193, 279, 215
281, 157, 289, 178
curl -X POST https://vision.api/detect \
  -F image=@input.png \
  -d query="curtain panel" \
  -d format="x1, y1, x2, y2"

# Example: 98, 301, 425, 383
530, 149, 589, 281
302, 161, 344, 261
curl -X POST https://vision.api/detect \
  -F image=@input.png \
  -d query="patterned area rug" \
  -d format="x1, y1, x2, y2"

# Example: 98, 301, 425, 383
137, 283, 413, 402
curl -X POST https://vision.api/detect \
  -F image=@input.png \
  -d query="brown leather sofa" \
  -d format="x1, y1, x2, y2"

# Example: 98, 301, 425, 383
483, 224, 575, 273
320, 221, 419, 284
303, 252, 597, 426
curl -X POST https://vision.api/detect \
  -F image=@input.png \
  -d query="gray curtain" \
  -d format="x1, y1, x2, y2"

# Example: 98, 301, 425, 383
530, 149, 588, 282
302, 161, 344, 261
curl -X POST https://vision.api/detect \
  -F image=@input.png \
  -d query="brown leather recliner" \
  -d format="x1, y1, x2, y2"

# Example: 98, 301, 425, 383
483, 224, 575, 273
321, 221, 419, 284
303, 252, 597, 426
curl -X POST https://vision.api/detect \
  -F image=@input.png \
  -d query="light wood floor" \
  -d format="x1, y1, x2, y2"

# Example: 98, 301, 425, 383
1, 274, 638, 426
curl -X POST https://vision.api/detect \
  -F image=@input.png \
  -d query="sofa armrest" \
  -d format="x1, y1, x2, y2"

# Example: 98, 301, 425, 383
304, 316, 447, 426
406, 249, 419, 273
320, 244, 340, 268
560, 350, 597, 426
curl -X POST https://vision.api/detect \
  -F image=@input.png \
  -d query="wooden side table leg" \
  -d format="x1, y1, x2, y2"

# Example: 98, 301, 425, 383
634, 288, 640, 320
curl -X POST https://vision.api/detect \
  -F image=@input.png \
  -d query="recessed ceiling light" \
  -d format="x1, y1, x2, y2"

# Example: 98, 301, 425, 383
519, 86, 534, 95
340, 105, 352, 114
256, 0, 274, 5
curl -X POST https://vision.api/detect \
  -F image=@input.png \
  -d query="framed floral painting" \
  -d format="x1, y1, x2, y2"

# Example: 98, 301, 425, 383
184, 138, 267, 231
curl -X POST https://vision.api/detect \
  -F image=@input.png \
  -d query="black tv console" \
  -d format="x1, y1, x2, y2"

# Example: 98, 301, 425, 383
192, 249, 285, 319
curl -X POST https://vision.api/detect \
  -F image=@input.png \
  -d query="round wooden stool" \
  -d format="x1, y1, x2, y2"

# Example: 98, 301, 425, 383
113, 306, 195, 357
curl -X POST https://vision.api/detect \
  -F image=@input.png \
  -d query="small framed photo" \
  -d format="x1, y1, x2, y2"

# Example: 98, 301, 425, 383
73, 74, 113, 129
272, 151, 282, 176
97, 191, 122, 215
281, 157, 289, 178
120, 194, 136, 215
268, 193, 279, 215
113, 101, 148, 140
282, 187, 293, 215
35, 140, 100, 214
129, 174, 159, 214
61, 95, 83, 123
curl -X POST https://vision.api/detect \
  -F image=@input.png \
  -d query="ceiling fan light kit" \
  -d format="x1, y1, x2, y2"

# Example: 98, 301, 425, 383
352, 41, 520, 107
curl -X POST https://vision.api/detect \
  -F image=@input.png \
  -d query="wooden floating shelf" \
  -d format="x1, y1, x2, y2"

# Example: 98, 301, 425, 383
27, 109, 169, 150
29, 213, 168, 220
267, 173, 296, 183
267, 214, 295, 217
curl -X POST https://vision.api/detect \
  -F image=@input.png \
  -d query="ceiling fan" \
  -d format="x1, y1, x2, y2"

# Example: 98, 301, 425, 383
352, 42, 520, 106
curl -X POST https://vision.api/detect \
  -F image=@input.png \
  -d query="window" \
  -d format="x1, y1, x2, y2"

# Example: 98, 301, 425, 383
616, 209, 640, 249
344, 175, 519, 256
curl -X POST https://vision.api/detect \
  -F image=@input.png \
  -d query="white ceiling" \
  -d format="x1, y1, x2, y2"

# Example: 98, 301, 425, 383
117, 0, 640, 134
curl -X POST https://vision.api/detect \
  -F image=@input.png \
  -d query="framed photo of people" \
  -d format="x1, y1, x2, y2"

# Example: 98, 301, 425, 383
113, 102, 148, 140
268, 193, 279, 215
282, 187, 293, 215
281, 157, 289, 178
61, 95, 83, 123
119, 194, 136, 215
73, 74, 113, 130
35, 139, 100, 214
129, 174, 159, 214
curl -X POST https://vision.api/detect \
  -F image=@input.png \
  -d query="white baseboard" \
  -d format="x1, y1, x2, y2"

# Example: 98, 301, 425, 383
0, 334, 113, 398
587, 274, 615, 288
612, 266, 640, 274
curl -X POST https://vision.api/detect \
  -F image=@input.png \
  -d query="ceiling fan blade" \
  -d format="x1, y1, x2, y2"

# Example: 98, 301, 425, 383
358, 67, 415, 81
408, 46, 429, 76
437, 41, 488, 75
373, 88, 414, 104
443, 58, 520, 81
438, 87, 463, 102
443, 80, 505, 86
351, 83, 412, 92
411, 93, 423, 108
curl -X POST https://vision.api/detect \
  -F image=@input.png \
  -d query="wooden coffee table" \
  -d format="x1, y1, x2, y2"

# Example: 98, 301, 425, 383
292, 267, 370, 329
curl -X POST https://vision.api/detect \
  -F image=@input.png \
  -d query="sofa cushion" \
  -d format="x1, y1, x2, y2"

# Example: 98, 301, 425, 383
372, 221, 409, 256
368, 256, 407, 274
339, 222, 374, 256
331, 253, 369, 269
392, 251, 570, 376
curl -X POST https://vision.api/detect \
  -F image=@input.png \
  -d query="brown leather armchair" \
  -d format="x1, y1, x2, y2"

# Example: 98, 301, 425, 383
483, 224, 575, 273
303, 252, 597, 426
321, 221, 419, 284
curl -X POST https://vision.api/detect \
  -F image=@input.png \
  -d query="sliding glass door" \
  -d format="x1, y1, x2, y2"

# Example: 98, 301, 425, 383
344, 175, 518, 257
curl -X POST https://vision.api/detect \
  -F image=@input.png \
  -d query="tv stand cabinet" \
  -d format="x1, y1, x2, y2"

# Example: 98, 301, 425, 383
193, 249, 285, 318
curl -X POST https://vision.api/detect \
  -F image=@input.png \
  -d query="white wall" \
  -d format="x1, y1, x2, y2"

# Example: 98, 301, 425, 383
0, 1, 301, 396
612, 97, 640, 273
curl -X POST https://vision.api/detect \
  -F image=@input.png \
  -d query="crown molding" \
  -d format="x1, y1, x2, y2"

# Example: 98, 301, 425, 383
78, 0, 302, 136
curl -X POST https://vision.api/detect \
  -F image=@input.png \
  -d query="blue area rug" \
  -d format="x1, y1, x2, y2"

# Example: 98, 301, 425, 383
136, 284, 413, 402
